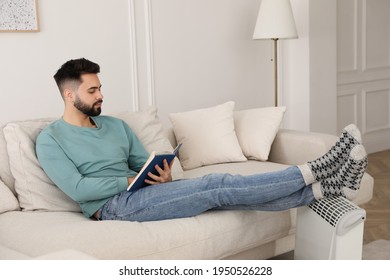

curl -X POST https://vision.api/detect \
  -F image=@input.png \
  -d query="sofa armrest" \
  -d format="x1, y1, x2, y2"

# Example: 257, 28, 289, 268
268, 129, 338, 165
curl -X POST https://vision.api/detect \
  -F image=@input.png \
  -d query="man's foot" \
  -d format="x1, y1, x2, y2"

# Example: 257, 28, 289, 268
298, 124, 361, 185
312, 144, 368, 201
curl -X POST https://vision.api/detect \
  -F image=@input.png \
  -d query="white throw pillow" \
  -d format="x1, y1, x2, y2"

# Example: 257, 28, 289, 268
169, 101, 247, 170
0, 124, 15, 193
116, 106, 184, 180
0, 179, 20, 214
234, 106, 286, 161
3, 119, 81, 212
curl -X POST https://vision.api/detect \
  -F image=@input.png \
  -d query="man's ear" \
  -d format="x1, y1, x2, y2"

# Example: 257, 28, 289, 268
63, 89, 74, 102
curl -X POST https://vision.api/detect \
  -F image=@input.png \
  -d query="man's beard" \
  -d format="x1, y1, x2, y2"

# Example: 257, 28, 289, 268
74, 96, 102, 117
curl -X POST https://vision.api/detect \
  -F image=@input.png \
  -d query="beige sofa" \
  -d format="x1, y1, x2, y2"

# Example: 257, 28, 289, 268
0, 105, 374, 260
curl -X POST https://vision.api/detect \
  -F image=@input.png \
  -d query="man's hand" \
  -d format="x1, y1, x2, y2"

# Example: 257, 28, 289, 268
127, 177, 135, 186
145, 158, 174, 185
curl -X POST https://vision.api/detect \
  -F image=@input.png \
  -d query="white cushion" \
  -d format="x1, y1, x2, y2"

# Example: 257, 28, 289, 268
0, 124, 15, 193
0, 179, 20, 214
0, 209, 293, 259
3, 119, 81, 212
2, 107, 183, 212
183, 160, 289, 180
169, 101, 247, 170
234, 106, 286, 161
116, 106, 184, 180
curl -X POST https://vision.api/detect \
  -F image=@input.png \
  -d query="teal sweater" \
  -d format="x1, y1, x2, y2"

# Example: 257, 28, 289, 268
36, 116, 149, 218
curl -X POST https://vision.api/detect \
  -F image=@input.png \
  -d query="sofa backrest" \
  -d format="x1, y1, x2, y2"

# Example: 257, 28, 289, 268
163, 127, 177, 149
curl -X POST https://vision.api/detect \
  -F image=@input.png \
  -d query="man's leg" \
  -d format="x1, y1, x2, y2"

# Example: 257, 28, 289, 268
215, 144, 367, 211
100, 166, 310, 222
214, 186, 315, 212
99, 126, 367, 222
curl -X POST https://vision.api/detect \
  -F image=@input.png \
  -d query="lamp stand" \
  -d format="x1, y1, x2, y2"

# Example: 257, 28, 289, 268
272, 38, 279, 107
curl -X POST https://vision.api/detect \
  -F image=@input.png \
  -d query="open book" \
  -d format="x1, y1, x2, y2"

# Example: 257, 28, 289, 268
127, 143, 182, 192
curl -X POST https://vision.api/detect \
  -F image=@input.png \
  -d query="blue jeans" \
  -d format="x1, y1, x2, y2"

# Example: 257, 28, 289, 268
99, 166, 315, 222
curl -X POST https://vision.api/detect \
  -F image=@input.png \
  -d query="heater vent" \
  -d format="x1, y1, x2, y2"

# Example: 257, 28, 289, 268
308, 197, 362, 227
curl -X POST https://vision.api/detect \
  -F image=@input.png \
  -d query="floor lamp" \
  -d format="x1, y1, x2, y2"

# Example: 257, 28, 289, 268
253, 0, 298, 107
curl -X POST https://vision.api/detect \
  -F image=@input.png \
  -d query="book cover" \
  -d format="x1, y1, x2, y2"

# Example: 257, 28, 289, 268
127, 143, 182, 192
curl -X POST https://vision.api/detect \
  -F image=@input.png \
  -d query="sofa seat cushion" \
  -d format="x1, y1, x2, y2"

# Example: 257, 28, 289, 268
0, 244, 31, 260
183, 160, 289, 179
0, 209, 294, 260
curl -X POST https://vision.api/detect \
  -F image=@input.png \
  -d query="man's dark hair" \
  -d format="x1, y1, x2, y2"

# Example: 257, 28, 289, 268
53, 58, 100, 96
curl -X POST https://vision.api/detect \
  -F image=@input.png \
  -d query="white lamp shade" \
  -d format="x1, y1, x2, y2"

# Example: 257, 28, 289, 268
253, 0, 298, 40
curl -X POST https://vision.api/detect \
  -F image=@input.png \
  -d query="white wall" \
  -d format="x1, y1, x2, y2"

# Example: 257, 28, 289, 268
0, 0, 134, 124
282, 0, 311, 132
337, 0, 390, 153
1, 0, 341, 138
132, 0, 275, 126
308, 0, 337, 135
283, 0, 337, 135
0, 0, 276, 127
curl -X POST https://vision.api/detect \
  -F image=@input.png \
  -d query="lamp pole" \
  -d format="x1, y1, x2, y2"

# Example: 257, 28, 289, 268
252, 0, 298, 107
273, 38, 279, 107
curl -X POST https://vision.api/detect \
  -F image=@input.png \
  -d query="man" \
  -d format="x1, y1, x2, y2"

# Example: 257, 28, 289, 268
36, 58, 368, 222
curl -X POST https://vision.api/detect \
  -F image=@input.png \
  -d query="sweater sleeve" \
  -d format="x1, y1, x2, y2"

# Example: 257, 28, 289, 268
124, 124, 150, 172
36, 132, 129, 203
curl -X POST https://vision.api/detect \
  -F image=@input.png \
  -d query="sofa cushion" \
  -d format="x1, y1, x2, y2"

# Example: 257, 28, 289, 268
0, 209, 294, 259
116, 106, 183, 180
169, 101, 247, 170
0, 244, 30, 260
0, 124, 15, 194
234, 106, 286, 161
0, 179, 20, 214
3, 119, 81, 212
183, 160, 289, 179
2, 108, 183, 212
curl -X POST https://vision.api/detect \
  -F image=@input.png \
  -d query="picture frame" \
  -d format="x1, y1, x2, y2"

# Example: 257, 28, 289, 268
0, 0, 39, 32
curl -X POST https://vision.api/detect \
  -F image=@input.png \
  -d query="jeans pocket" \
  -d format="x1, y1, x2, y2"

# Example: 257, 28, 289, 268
103, 195, 119, 216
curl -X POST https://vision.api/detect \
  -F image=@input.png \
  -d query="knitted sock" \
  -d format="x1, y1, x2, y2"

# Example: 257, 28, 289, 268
312, 144, 368, 201
298, 124, 361, 185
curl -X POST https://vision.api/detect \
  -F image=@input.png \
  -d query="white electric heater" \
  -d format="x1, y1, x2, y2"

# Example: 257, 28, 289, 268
294, 196, 366, 260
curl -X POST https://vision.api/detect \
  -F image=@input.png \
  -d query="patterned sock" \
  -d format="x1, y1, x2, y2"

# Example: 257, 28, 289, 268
312, 144, 368, 201
298, 124, 361, 185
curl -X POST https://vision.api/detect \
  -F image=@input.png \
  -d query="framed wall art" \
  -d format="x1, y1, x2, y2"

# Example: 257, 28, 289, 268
0, 0, 39, 32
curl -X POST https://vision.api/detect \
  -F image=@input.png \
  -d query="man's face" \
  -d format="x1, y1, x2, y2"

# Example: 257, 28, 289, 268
73, 74, 103, 116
